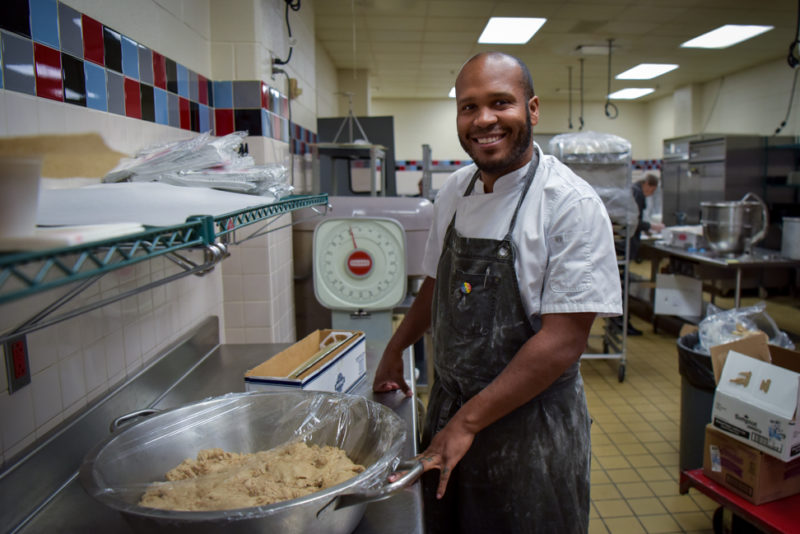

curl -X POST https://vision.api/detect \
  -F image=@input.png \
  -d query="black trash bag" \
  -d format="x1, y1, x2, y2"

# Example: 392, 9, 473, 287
677, 332, 715, 391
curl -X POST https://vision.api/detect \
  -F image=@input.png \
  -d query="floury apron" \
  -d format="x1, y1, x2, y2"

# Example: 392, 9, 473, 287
421, 157, 591, 534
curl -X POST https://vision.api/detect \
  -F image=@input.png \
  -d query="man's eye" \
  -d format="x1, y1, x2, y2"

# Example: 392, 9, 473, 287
495, 100, 510, 107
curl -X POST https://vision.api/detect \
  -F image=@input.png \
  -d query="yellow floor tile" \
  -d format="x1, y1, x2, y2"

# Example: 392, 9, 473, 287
595, 455, 633, 470
672, 511, 714, 533
627, 497, 668, 516
607, 468, 644, 484
638, 513, 683, 533
616, 482, 656, 499
594, 499, 634, 518
658, 495, 701, 513
603, 516, 647, 534
591, 483, 624, 501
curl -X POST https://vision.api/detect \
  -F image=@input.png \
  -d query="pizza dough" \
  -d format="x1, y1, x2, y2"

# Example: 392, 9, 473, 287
139, 442, 365, 511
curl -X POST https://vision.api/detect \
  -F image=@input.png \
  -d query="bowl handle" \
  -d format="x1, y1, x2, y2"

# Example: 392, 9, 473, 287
741, 192, 769, 251
109, 408, 161, 433
316, 459, 424, 516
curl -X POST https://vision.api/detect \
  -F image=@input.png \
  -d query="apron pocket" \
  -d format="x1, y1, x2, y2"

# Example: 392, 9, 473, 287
448, 269, 498, 337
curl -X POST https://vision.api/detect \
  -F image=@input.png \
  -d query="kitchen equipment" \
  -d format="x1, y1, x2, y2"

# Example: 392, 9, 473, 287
700, 192, 767, 256
80, 391, 421, 534
782, 217, 800, 259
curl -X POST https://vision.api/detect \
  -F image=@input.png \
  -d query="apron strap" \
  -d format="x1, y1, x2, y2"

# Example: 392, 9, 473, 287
503, 150, 539, 240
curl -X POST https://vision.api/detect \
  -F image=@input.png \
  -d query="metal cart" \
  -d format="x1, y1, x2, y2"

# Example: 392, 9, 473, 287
549, 131, 636, 382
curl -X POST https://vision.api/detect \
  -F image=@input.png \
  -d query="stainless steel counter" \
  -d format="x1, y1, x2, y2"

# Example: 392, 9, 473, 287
4, 317, 423, 533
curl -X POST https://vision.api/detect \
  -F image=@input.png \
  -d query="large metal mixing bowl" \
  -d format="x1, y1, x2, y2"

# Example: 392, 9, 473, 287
701, 193, 767, 255
80, 391, 420, 534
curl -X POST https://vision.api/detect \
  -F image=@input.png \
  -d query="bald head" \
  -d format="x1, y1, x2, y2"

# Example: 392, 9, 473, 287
457, 52, 535, 102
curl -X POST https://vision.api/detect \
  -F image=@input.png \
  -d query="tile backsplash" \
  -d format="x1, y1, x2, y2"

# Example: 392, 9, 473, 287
0, 0, 317, 153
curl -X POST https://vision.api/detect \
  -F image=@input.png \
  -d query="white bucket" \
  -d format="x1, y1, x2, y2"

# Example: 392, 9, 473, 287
782, 217, 800, 259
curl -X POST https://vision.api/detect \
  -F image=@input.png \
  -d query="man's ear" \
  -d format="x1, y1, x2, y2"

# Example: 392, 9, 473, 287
529, 96, 540, 126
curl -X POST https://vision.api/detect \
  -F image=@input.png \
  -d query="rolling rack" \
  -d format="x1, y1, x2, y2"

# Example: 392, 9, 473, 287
550, 131, 637, 382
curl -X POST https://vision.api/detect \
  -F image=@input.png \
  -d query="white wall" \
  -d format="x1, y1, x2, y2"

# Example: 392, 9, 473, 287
0, 0, 323, 464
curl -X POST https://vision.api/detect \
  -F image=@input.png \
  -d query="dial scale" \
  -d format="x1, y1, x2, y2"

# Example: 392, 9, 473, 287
313, 217, 407, 311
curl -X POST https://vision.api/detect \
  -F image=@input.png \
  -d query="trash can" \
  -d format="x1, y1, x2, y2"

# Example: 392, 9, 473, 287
677, 331, 717, 471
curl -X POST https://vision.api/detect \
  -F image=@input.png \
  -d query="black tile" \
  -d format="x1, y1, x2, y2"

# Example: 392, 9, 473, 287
190, 100, 199, 132
61, 52, 86, 106
207, 79, 214, 107
165, 57, 177, 94
140, 83, 155, 122
234, 108, 262, 137
102, 26, 122, 73
0, 0, 31, 38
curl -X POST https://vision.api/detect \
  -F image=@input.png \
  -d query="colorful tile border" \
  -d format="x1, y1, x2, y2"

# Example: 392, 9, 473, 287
0, 0, 317, 154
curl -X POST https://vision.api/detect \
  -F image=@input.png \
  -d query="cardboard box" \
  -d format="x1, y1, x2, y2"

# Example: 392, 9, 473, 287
703, 424, 800, 504
709, 332, 800, 462
654, 274, 703, 317
244, 329, 366, 393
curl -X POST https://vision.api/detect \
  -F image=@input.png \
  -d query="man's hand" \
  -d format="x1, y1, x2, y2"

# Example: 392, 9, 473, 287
416, 417, 476, 499
372, 347, 412, 396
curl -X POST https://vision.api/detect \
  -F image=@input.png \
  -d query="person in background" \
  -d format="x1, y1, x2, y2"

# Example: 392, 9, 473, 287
372, 51, 622, 534
631, 173, 665, 262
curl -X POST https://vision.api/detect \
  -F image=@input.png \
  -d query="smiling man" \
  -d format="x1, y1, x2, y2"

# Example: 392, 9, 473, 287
373, 52, 622, 533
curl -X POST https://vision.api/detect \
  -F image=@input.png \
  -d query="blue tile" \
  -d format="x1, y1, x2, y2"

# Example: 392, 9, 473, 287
167, 91, 179, 128
121, 35, 139, 80
106, 69, 124, 115
213, 80, 232, 108
154, 86, 168, 125
30, 0, 59, 48
1, 31, 35, 95
138, 43, 152, 84
57, 3, 82, 58
176, 63, 188, 98
261, 109, 271, 138
199, 103, 210, 133
84, 60, 106, 111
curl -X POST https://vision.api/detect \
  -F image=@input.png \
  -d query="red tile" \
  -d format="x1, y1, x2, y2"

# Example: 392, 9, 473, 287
82, 15, 104, 65
179, 97, 190, 130
198, 74, 208, 105
33, 43, 63, 102
261, 81, 269, 109
124, 77, 141, 119
214, 109, 234, 136
152, 50, 166, 90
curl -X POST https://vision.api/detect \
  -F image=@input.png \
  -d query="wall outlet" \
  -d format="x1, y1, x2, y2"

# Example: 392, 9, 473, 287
4, 335, 31, 393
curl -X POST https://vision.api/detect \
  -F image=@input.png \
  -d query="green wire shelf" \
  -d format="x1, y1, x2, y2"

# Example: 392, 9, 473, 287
0, 194, 327, 305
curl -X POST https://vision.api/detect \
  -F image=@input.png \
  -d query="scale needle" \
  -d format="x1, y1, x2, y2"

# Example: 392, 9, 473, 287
349, 226, 358, 249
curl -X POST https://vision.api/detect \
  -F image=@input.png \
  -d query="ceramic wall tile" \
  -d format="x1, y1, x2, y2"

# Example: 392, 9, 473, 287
83, 60, 106, 111
167, 91, 179, 127
198, 73, 208, 105
33, 43, 62, 101
189, 100, 198, 131
105, 69, 124, 115
177, 62, 188, 98
153, 86, 168, 125
199, 103, 210, 132
179, 96, 190, 129
31, 365, 61, 427
81, 14, 103, 65
0, 0, 31, 38
140, 83, 154, 122
261, 108, 271, 137
138, 44, 153, 85
102, 26, 122, 73
189, 69, 198, 102
152, 50, 166, 90
234, 108, 261, 137
57, 2, 82, 58
232, 80, 260, 109
213, 80, 232, 108
61, 52, 85, 106
215, 108, 233, 136
121, 35, 138, 80
1, 31, 35, 95
206, 78, 214, 107
165, 56, 177, 93
124, 77, 140, 119
30, 0, 59, 49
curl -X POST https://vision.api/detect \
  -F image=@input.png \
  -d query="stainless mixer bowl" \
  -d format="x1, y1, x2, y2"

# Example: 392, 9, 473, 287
80, 391, 415, 534
701, 195, 767, 255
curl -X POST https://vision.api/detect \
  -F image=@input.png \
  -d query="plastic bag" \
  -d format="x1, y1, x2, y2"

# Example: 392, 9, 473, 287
160, 164, 293, 197
548, 130, 632, 165
696, 301, 795, 354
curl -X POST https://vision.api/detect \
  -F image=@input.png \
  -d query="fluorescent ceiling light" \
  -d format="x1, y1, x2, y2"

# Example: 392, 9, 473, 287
680, 24, 773, 49
478, 17, 546, 44
608, 88, 654, 100
616, 63, 678, 80
448, 86, 456, 98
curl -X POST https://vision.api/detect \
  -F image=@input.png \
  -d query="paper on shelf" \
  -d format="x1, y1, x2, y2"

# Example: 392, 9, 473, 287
0, 223, 145, 252
36, 182, 275, 227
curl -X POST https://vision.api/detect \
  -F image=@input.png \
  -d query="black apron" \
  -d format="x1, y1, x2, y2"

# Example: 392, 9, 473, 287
421, 157, 591, 534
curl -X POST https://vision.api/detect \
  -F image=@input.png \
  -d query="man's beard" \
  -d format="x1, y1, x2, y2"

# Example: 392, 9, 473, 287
459, 108, 533, 176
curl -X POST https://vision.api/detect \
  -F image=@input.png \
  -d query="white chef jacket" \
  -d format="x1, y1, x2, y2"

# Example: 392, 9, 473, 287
422, 143, 623, 320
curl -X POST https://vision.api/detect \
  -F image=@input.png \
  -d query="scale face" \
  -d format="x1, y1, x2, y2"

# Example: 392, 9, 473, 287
313, 217, 407, 311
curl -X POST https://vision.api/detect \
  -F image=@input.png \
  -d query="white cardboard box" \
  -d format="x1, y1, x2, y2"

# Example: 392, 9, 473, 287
654, 274, 703, 317
244, 329, 367, 394
709, 333, 800, 462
